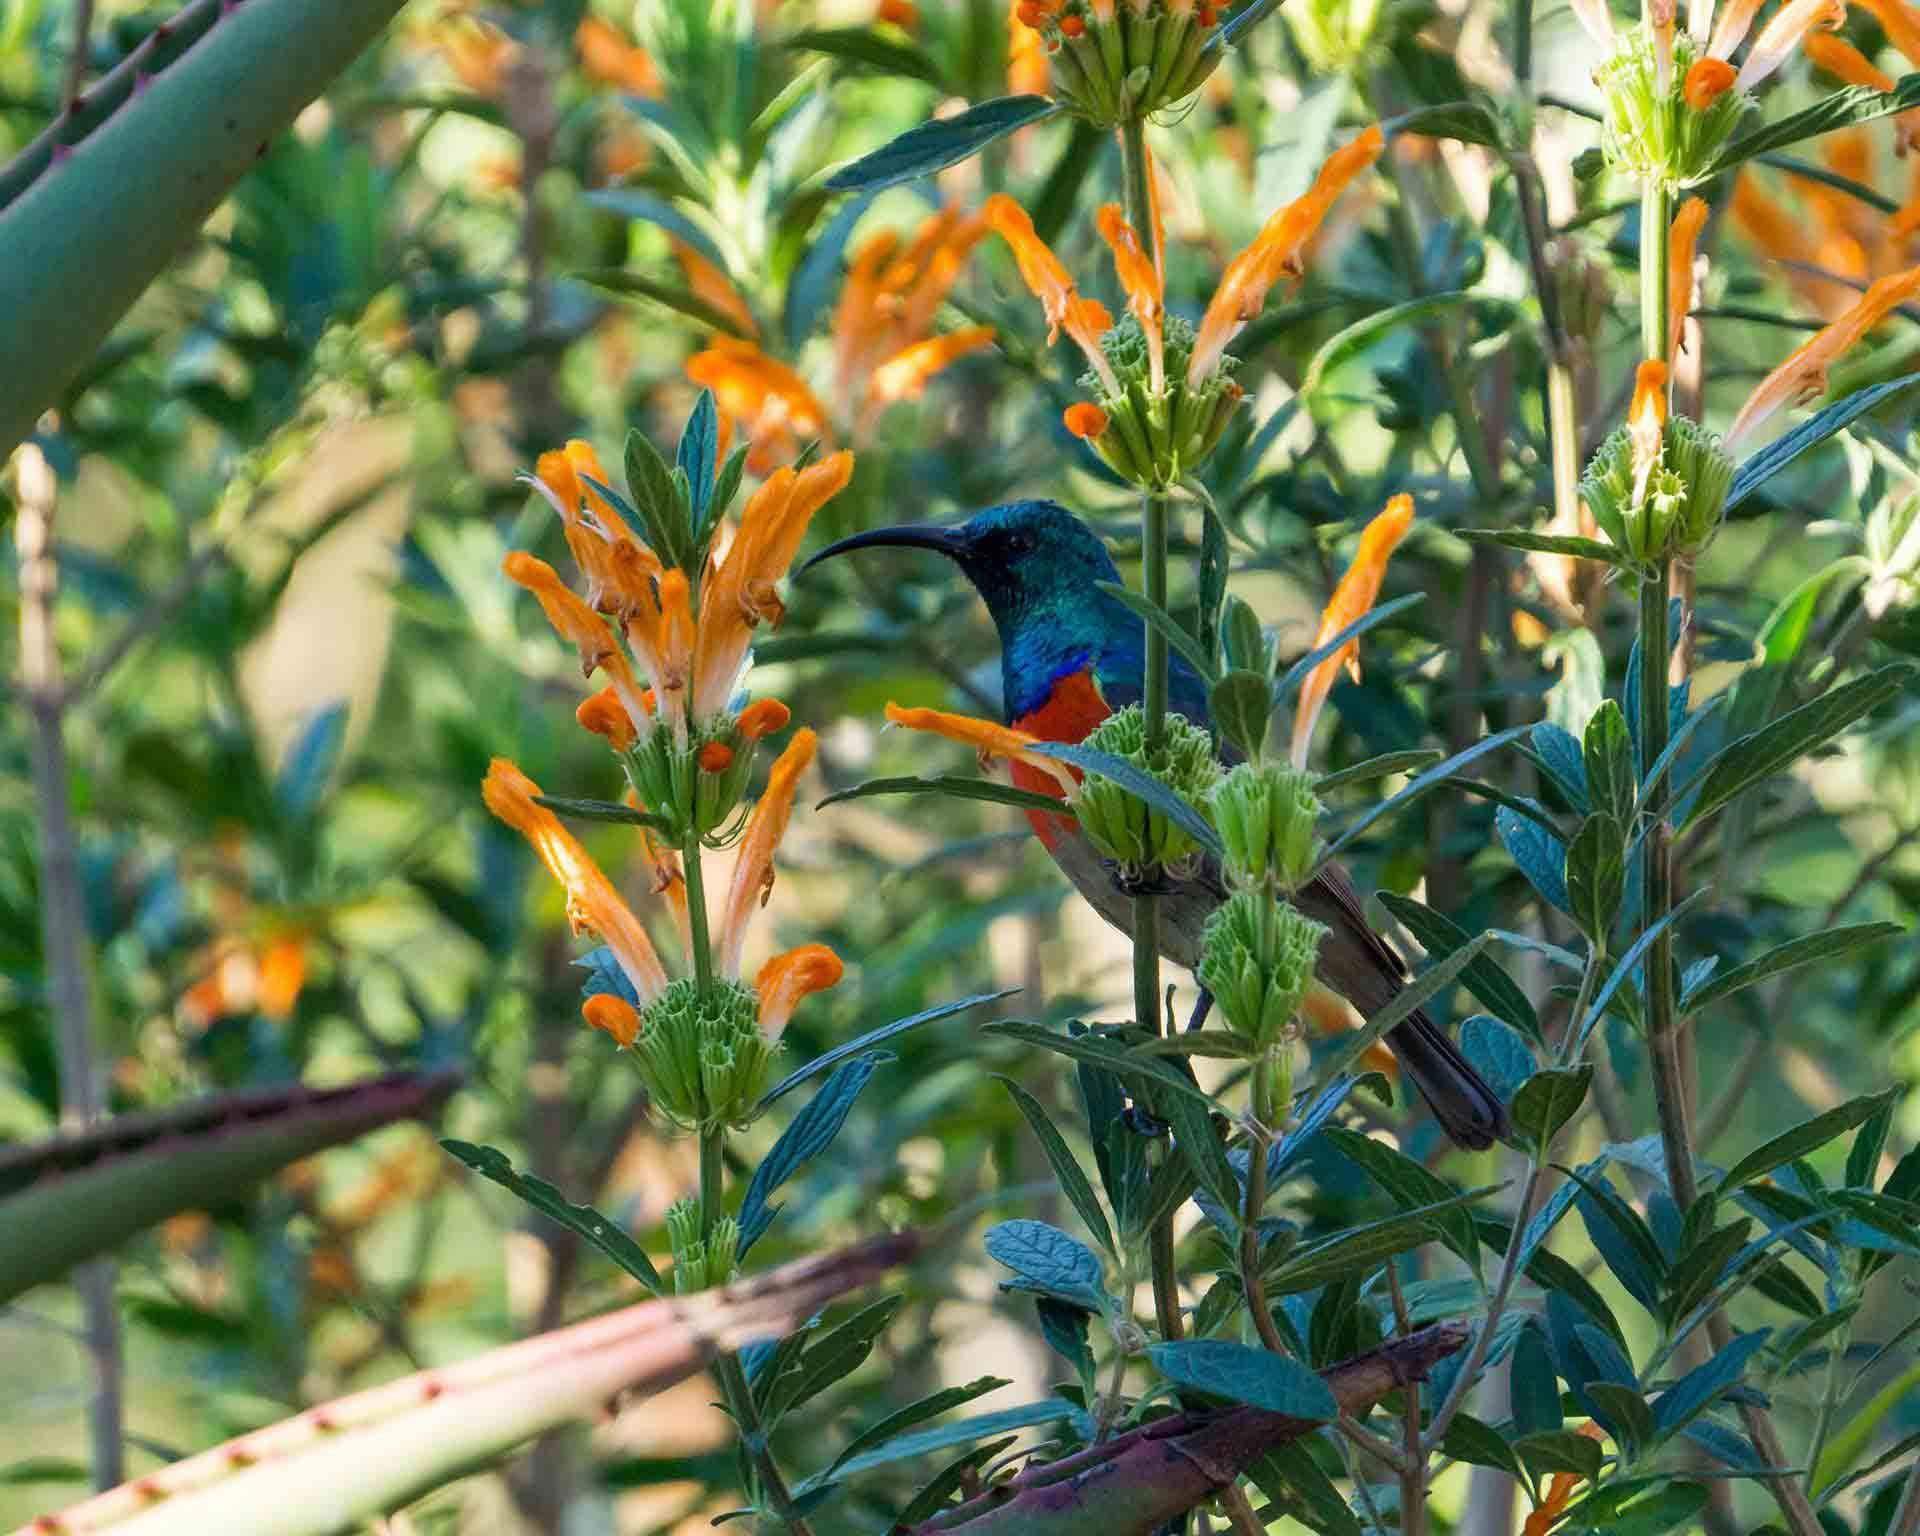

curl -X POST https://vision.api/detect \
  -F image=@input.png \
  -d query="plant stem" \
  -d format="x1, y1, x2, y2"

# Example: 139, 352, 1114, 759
1240, 1089, 1286, 1357
1120, 111, 1183, 1356
13, 441, 123, 1490
1638, 569, 1694, 1208
683, 832, 716, 994
1641, 179, 1671, 362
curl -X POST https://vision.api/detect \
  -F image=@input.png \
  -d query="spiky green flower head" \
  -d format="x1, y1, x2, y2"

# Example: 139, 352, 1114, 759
1595, 27, 1751, 189
1581, 414, 1734, 566
665, 1198, 740, 1294
1210, 762, 1323, 892
1197, 892, 1328, 1048
1020, 0, 1227, 127
632, 978, 774, 1132
627, 715, 764, 843
1077, 315, 1244, 491
1069, 705, 1222, 874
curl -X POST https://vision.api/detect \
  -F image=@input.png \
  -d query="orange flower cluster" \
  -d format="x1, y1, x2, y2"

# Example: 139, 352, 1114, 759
679, 207, 995, 469
575, 16, 660, 93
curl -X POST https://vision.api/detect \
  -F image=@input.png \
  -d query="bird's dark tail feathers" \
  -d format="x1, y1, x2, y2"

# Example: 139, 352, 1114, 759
1383, 1009, 1510, 1151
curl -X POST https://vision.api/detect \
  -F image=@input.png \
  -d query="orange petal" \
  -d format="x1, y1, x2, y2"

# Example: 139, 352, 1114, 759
574, 17, 660, 94
1289, 494, 1414, 770
755, 944, 844, 1042
1190, 126, 1385, 388
504, 552, 619, 676
256, 938, 307, 1020
870, 327, 997, 405
1096, 203, 1167, 392
699, 741, 736, 774
670, 238, 759, 340
1726, 264, 1920, 449
1853, 0, 1920, 68
1008, 0, 1051, 94
983, 194, 1119, 393
737, 698, 793, 740
885, 702, 1081, 795
1682, 56, 1737, 108
483, 759, 670, 1003
715, 730, 818, 979
577, 685, 639, 751
1301, 988, 1397, 1076
1669, 198, 1710, 364
582, 993, 642, 1047
1736, 0, 1846, 87
1063, 401, 1111, 438
1803, 30, 1896, 88
1708, 0, 1768, 55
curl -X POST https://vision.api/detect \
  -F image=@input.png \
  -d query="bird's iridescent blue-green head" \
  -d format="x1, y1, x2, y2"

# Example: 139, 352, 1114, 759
802, 499, 1137, 718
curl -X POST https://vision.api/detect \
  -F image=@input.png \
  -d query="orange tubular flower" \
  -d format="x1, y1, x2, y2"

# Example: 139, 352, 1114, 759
1096, 203, 1167, 392
1290, 494, 1415, 770
1855, 0, 1920, 68
1735, 0, 1846, 88
1725, 264, 1920, 449
1669, 197, 1710, 362
577, 686, 637, 751
1804, 30, 1895, 87
715, 730, 818, 978
672, 241, 760, 340
884, 703, 1083, 796
1189, 126, 1386, 388
575, 16, 660, 94
1629, 358, 1671, 501
503, 552, 619, 677
983, 195, 1122, 396
737, 698, 792, 740
483, 759, 670, 1004
686, 339, 830, 475
1301, 988, 1398, 1076
583, 993, 642, 1047
870, 327, 998, 406
755, 944, 845, 1042
1063, 401, 1111, 438
1707, 0, 1768, 55
1683, 56, 1737, 108
1008, 0, 1051, 93
693, 452, 855, 720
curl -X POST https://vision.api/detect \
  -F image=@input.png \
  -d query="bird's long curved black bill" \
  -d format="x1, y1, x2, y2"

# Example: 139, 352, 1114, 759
800, 524, 967, 577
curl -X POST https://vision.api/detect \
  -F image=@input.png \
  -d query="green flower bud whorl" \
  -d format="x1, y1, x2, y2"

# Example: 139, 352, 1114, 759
1596, 26, 1751, 189
1210, 762, 1323, 892
1580, 414, 1735, 566
666, 1198, 740, 1294
633, 977, 773, 1132
628, 718, 760, 842
1665, 415, 1734, 557
1197, 892, 1328, 1048
1068, 705, 1222, 874
1078, 315, 1245, 491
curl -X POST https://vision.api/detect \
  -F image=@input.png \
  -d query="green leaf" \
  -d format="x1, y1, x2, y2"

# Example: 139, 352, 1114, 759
1726, 376, 1920, 511
1316, 933, 1494, 1085
758, 991, 1012, 1110
784, 26, 948, 86
1706, 72, 1920, 177
1567, 813, 1627, 942
1162, 1087, 1242, 1235
442, 1138, 662, 1296
739, 1054, 886, 1255
1378, 894, 1542, 1041
1718, 1088, 1903, 1194
998, 1077, 1115, 1256
1027, 742, 1222, 857
1511, 1321, 1563, 1436
1661, 1218, 1755, 1327
825, 95, 1060, 191
1440, 1414, 1525, 1480
1650, 1330, 1769, 1442
1322, 1126, 1481, 1274
1302, 293, 1520, 396
893, 1439, 1018, 1525
1147, 1339, 1340, 1419
1510, 1066, 1593, 1151
1097, 581, 1220, 683
1812, 1356, 1920, 1493
275, 702, 347, 818
1684, 922, 1904, 1014
677, 389, 719, 526
1384, 100, 1507, 147
1316, 749, 1445, 791
573, 268, 756, 337
1583, 700, 1635, 826
1248, 1442, 1365, 1536
532, 794, 676, 832
622, 429, 690, 567
794, 1403, 1073, 1490
1514, 1428, 1604, 1482
1587, 1381, 1655, 1457
1265, 1184, 1506, 1293
1456, 528, 1626, 566
1321, 725, 1531, 861
1847, 1102, 1894, 1190
1567, 1477, 1709, 1536
984, 1022, 1218, 1106
1210, 668, 1273, 758
984, 1219, 1109, 1310
816, 774, 1075, 818
1459, 1014, 1538, 1103
762, 1295, 904, 1423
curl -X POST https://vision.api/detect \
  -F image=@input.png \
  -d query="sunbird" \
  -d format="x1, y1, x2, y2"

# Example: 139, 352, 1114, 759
807, 499, 1509, 1150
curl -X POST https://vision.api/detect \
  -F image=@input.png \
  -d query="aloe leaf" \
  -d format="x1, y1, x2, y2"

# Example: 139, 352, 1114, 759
25, 1232, 917, 1536
0, 0, 411, 454
0, 1071, 457, 1305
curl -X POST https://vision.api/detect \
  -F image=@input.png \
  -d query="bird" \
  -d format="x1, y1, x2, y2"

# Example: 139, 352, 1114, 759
805, 498, 1510, 1150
